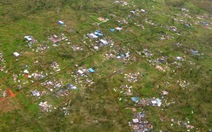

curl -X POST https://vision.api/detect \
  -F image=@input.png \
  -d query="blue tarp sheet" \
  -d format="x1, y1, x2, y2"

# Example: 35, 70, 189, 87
88, 68, 95, 73
131, 97, 140, 103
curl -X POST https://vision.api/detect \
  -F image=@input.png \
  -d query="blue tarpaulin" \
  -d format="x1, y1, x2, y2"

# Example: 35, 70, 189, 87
131, 97, 140, 103
68, 84, 73, 89
88, 68, 95, 73
185, 24, 190, 28
120, 54, 125, 57
110, 28, 115, 32
191, 50, 198, 55
94, 30, 103, 36
202, 21, 207, 26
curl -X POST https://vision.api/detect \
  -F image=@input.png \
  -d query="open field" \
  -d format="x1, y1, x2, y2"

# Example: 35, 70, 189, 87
0, 0, 211, 131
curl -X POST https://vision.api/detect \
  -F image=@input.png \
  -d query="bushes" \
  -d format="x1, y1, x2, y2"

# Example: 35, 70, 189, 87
1, 0, 65, 22
191, 0, 212, 13
165, 0, 185, 7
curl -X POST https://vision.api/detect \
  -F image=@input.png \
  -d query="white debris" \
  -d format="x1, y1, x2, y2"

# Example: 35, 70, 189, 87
94, 46, 99, 50
181, 8, 189, 12
31, 90, 40, 97
77, 70, 84, 74
39, 101, 52, 112
151, 98, 162, 107
115, 27, 123, 31
176, 56, 184, 61
100, 39, 109, 45
13, 52, 20, 57
132, 119, 139, 123
87, 33, 98, 39
161, 90, 169, 96
125, 51, 130, 58
141, 9, 146, 13
23, 69, 29, 74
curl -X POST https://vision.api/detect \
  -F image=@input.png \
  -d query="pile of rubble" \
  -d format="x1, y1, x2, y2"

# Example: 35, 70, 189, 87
75, 68, 95, 86
0, 53, 6, 71
51, 61, 61, 72
24, 35, 37, 47
117, 18, 128, 24
142, 49, 153, 58
114, 1, 129, 6
130, 112, 153, 132
41, 79, 62, 89
170, 118, 195, 131
177, 80, 190, 89
124, 72, 141, 83
31, 72, 46, 80
116, 51, 130, 60
131, 97, 163, 107
72, 45, 83, 51
32, 44, 50, 53
105, 52, 116, 60
128, 96, 164, 131
120, 85, 133, 96
39, 101, 52, 112
85, 30, 114, 51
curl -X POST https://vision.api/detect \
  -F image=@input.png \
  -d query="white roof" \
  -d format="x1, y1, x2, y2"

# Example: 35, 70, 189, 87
13, 52, 20, 57
94, 46, 99, 50
141, 9, 146, 13
176, 56, 183, 60
58, 21, 64, 24
132, 119, 139, 123
115, 27, 122, 31
87, 33, 98, 39
151, 98, 162, 107
24, 36, 32, 41
100, 39, 109, 45
24, 69, 29, 74
77, 70, 83, 74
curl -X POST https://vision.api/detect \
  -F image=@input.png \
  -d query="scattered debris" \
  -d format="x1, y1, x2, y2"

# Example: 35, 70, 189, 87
39, 101, 52, 112
100, 39, 109, 45
161, 90, 169, 96
151, 98, 162, 107
67, 84, 78, 90
24, 35, 37, 46
124, 72, 141, 83
31, 90, 40, 97
49, 34, 62, 44
115, 26, 123, 31
191, 50, 199, 55
87, 33, 98, 39
51, 61, 60, 72
120, 85, 133, 95
98, 17, 109, 23
0, 53, 6, 71
131, 112, 153, 132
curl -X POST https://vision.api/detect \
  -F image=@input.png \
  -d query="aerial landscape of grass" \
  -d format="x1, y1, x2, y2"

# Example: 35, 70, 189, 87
0, 0, 211, 131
